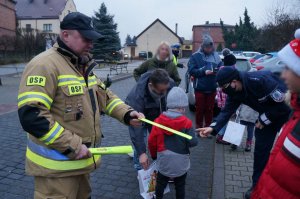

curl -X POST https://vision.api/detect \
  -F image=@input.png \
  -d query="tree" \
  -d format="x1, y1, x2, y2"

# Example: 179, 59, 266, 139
216, 43, 223, 52
92, 3, 121, 60
125, 34, 132, 45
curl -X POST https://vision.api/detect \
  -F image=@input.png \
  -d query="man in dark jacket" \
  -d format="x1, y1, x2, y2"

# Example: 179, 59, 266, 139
188, 34, 222, 128
126, 69, 176, 170
198, 67, 291, 198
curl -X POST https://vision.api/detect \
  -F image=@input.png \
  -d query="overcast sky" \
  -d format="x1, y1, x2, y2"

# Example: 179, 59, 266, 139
73, 0, 296, 44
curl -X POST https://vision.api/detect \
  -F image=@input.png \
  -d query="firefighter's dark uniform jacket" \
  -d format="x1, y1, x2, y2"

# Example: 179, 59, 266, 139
211, 71, 291, 134
18, 39, 133, 177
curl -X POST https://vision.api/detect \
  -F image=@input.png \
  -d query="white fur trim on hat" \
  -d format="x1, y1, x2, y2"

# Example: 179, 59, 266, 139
278, 28, 300, 76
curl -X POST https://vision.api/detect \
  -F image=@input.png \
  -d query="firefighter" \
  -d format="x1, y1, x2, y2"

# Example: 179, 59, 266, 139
17, 12, 144, 199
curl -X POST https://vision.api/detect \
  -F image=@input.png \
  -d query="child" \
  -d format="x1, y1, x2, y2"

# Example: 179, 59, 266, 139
148, 87, 198, 199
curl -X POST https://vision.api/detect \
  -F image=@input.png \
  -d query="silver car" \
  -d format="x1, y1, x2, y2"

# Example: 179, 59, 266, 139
185, 56, 252, 112
253, 54, 285, 75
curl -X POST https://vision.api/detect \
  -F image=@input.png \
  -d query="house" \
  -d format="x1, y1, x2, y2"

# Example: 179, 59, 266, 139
124, 19, 182, 58
192, 22, 234, 52
15, 0, 77, 34
0, 0, 16, 37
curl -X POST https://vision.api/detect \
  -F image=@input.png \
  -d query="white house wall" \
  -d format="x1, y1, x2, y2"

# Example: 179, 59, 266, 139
135, 21, 180, 56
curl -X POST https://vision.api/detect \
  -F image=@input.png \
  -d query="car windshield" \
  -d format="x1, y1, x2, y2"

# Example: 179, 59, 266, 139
243, 53, 256, 57
256, 54, 273, 62
235, 60, 250, 71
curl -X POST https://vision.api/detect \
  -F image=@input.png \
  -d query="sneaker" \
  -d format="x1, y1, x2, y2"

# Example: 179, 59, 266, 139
216, 135, 230, 145
231, 144, 237, 151
245, 187, 252, 199
245, 140, 252, 152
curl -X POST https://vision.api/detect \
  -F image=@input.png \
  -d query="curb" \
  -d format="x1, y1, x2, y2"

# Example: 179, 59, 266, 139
111, 73, 133, 83
212, 140, 225, 199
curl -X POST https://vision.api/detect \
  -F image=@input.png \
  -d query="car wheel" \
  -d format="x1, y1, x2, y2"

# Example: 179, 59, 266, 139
189, 104, 196, 112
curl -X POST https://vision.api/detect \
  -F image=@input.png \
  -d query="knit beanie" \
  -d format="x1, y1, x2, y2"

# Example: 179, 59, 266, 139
278, 29, 300, 76
201, 34, 214, 48
216, 66, 239, 86
222, 48, 236, 66
167, 87, 188, 109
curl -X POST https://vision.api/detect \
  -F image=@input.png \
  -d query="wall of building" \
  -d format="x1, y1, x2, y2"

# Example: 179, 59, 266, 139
0, 0, 16, 37
18, 19, 60, 34
134, 21, 180, 57
59, 0, 77, 21
192, 26, 231, 52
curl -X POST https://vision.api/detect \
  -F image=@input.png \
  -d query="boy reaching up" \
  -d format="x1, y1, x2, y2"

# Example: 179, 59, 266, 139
148, 87, 198, 199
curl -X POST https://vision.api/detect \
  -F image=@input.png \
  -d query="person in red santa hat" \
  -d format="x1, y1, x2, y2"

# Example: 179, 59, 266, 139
251, 28, 300, 199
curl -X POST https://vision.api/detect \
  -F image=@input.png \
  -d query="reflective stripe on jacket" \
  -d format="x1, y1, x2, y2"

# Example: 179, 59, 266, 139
18, 42, 132, 177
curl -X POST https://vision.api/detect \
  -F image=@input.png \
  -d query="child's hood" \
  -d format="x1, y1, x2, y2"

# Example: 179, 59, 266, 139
156, 113, 189, 136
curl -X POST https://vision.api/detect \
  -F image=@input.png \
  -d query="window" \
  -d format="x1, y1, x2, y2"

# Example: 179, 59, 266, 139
26, 24, 31, 32
43, 24, 52, 32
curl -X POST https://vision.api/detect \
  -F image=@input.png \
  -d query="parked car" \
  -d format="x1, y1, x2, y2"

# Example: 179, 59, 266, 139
253, 55, 285, 75
139, 51, 147, 59
253, 52, 277, 64
242, 51, 261, 60
249, 54, 264, 64
186, 56, 252, 113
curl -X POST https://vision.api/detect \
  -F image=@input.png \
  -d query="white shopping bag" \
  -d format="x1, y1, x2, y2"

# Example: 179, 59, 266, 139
138, 161, 170, 199
223, 121, 246, 146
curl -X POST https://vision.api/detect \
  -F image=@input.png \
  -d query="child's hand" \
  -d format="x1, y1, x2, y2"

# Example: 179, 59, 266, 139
139, 153, 149, 170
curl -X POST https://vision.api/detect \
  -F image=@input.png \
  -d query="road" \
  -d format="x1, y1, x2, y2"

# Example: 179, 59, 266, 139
0, 62, 215, 199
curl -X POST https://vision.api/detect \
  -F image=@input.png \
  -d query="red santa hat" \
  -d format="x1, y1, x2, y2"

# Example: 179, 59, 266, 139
278, 29, 300, 75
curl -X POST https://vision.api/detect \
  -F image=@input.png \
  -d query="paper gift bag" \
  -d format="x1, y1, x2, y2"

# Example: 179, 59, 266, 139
138, 161, 170, 199
223, 121, 246, 146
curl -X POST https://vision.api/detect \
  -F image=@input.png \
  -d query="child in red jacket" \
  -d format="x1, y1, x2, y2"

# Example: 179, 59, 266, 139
148, 87, 198, 199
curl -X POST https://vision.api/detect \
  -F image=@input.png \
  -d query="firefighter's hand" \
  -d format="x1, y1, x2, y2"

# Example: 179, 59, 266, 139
139, 153, 150, 170
75, 144, 92, 160
129, 111, 145, 127
196, 127, 213, 137
255, 121, 264, 129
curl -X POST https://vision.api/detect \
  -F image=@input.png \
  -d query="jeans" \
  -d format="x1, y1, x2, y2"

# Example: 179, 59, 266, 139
132, 128, 148, 170
240, 120, 255, 142
252, 120, 285, 187
195, 91, 216, 128
155, 172, 187, 199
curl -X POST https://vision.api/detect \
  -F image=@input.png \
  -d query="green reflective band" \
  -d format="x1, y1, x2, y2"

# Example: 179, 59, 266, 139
18, 92, 53, 109
26, 147, 101, 171
40, 122, 64, 145
58, 75, 85, 86
139, 118, 192, 140
89, 146, 133, 155
105, 99, 124, 115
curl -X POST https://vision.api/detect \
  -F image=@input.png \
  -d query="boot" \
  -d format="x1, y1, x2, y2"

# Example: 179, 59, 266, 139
216, 135, 230, 145
245, 140, 252, 152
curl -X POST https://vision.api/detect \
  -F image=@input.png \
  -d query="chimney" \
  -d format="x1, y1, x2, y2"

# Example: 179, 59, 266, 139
205, 21, 209, 25
175, 23, 178, 34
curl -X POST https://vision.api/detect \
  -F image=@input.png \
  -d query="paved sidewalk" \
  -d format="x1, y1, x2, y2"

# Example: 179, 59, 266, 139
0, 66, 216, 199
212, 133, 254, 199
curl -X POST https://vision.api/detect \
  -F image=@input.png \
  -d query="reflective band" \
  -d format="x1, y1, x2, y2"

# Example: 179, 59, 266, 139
88, 76, 97, 87
260, 113, 271, 125
283, 137, 300, 159
28, 138, 68, 160
105, 99, 124, 115
26, 147, 101, 171
39, 122, 64, 145
58, 75, 85, 86
18, 92, 53, 109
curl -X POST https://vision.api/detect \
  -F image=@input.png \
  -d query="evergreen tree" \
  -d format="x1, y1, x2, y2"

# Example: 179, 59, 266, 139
216, 43, 223, 52
125, 34, 132, 45
92, 3, 121, 60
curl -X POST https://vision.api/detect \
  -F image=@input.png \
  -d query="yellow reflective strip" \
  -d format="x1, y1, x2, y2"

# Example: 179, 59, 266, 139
57, 75, 78, 79
18, 98, 51, 109
89, 146, 133, 155
108, 101, 124, 115
46, 126, 64, 145
139, 118, 193, 140
40, 122, 59, 141
26, 148, 101, 171
18, 92, 53, 103
88, 81, 97, 87
58, 80, 82, 87
105, 99, 120, 112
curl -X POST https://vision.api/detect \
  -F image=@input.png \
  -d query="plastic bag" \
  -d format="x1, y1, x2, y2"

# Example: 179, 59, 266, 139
138, 161, 170, 199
